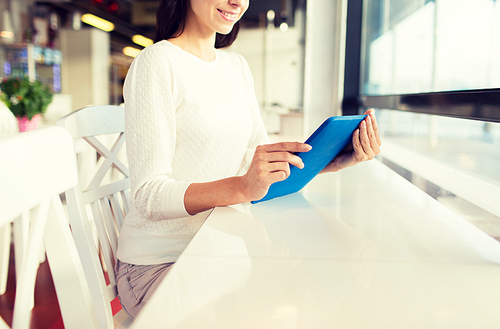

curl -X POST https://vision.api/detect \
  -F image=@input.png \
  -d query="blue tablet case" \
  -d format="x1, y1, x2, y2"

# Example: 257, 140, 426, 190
251, 115, 367, 204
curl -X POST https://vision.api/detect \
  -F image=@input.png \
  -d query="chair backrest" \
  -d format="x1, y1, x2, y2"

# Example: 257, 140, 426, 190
0, 102, 17, 137
58, 105, 131, 329
0, 127, 99, 329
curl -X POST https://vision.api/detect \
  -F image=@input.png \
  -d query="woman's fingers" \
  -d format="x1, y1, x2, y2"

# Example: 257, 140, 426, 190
257, 142, 312, 153
243, 141, 311, 200
322, 111, 383, 174
347, 128, 362, 162
258, 162, 291, 181
358, 121, 374, 160
254, 142, 310, 170
365, 115, 381, 155
364, 110, 382, 146
263, 151, 304, 169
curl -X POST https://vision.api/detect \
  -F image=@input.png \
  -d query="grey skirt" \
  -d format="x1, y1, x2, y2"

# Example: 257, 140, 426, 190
115, 259, 174, 319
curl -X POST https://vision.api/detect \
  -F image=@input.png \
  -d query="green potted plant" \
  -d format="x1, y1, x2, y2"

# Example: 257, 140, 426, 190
0, 76, 53, 132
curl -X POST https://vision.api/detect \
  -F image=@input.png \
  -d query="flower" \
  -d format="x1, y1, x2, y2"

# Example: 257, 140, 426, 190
9, 94, 19, 105
0, 76, 53, 120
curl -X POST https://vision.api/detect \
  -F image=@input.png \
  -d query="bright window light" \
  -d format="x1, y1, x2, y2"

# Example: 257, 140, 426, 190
81, 13, 114, 32
123, 46, 141, 58
132, 35, 153, 47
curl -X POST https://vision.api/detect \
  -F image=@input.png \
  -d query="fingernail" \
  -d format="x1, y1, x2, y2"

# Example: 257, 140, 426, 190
366, 115, 371, 123
302, 144, 312, 151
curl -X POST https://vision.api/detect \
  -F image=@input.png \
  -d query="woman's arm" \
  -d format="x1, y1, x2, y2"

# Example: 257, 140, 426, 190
124, 46, 193, 221
321, 109, 382, 173
185, 109, 382, 214
184, 142, 311, 215
185, 110, 381, 215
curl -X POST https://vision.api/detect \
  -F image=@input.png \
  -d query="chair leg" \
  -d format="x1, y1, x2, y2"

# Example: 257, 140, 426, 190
13, 212, 34, 310
0, 224, 11, 295
13, 213, 29, 277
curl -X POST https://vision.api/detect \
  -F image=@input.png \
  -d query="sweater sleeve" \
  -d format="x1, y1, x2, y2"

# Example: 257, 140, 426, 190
123, 46, 191, 221
236, 54, 271, 176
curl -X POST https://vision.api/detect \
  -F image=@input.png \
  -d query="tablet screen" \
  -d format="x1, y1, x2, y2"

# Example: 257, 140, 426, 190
251, 115, 367, 204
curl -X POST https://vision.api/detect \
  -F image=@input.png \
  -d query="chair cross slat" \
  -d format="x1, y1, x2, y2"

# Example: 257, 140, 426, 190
99, 197, 119, 259
121, 190, 131, 215
109, 194, 124, 231
86, 133, 127, 175
89, 201, 117, 291
82, 179, 130, 205
85, 134, 129, 191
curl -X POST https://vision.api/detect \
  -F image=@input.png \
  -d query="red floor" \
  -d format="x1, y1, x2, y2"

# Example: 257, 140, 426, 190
0, 244, 122, 328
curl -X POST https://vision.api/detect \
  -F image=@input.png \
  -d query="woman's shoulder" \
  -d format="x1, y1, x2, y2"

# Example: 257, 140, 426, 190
218, 50, 251, 75
127, 40, 184, 76
218, 49, 247, 64
135, 40, 175, 61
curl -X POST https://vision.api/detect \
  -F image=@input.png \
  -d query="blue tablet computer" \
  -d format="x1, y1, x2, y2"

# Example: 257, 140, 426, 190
251, 115, 367, 204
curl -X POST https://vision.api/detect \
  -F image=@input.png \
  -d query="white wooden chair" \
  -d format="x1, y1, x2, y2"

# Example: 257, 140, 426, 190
0, 126, 100, 329
0, 102, 21, 296
58, 105, 133, 328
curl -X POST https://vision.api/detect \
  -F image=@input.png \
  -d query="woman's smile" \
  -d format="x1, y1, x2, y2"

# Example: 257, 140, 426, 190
217, 8, 239, 22
187, 0, 249, 35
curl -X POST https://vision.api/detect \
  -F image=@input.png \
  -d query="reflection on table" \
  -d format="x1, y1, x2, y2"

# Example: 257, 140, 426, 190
131, 160, 500, 329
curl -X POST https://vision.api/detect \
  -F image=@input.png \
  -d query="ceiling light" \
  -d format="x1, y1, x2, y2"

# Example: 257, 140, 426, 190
72, 12, 82, 30
81, 13, 114, 32
267, 10, 275, 21
2, 10, 14, 43
123, 46, 141, 58
132, 35, 153, 48
0, 31, 14, 39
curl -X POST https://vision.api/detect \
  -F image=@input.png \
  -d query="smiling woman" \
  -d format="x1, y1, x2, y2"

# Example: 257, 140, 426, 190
155, 0, 246, 52
188, 0, 247, 32
115, 0, 381, 320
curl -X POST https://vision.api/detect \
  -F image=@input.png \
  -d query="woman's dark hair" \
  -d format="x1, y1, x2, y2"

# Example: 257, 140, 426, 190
155, 0, 240, 49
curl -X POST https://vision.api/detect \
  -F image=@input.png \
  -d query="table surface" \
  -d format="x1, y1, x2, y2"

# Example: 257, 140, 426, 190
130, 160, 500, 329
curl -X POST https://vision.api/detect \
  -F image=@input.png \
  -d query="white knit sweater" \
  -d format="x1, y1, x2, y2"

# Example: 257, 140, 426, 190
116, 40, 270, 265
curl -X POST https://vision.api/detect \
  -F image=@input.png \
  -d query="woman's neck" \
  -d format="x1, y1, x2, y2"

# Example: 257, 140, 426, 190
168, 33, 217, 62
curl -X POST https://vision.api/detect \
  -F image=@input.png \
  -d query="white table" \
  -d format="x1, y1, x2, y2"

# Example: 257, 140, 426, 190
131, 160, 500, 329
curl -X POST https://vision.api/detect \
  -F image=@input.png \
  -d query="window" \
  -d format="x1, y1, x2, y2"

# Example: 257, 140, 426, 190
358, 0, 500, 240
362, 0, 500, 94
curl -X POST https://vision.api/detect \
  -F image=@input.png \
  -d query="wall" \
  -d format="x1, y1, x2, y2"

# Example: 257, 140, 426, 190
229, 27, 302, 134
60, 28, 110, 111
230, 27, 302, 109
232, 1, 349, 138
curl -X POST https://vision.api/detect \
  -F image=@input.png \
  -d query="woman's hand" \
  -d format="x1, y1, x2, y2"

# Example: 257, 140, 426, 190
321, 110, 382, 173
240, 142, 312, 201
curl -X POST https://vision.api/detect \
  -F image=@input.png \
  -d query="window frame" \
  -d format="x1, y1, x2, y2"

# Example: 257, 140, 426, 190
344, 0, 500, 124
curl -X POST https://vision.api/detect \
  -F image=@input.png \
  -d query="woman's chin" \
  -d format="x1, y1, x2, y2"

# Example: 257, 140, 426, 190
215, 23, 236, 35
